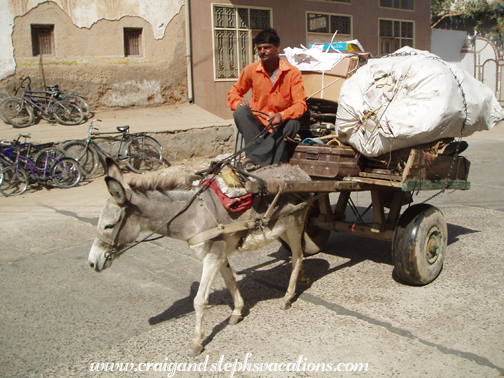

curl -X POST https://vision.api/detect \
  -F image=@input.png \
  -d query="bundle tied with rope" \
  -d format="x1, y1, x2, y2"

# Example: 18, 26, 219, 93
335, 46, 504, 158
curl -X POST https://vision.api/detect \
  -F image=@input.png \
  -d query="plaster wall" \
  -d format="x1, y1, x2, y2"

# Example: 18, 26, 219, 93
1, 0, 187, 108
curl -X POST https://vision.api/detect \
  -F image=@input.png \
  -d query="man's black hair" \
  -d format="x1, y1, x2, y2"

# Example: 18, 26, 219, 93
253, 28, 280, 46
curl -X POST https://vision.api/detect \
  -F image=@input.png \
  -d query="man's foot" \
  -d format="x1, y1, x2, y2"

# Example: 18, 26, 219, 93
242, 158, 261, 172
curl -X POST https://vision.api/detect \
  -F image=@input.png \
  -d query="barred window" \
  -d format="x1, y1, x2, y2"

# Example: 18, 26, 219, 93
380, 0, 414, 10
213, 5, 271, 80
31, 24, 54, 56
307, 13, 351, 35
124, 28, 142, 57
379, 19, 413, 54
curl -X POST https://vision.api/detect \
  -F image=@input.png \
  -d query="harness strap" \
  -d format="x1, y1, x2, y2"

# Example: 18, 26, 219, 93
188, 220, 257, 245
187, 193, 325, 246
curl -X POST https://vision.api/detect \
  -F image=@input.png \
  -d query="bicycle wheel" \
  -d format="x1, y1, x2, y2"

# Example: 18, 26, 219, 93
51, 157, 82, 188
33, 147, 67, 170
1, 97, 35, 128
63, 94, 90, 119
62, 140, 99, 178
122, 135, 163, 174
52, 101, 84, 126
0, 165, 29, 196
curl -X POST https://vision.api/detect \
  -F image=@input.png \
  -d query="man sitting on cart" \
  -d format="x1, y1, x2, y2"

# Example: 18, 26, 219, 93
227, 28, 307, 171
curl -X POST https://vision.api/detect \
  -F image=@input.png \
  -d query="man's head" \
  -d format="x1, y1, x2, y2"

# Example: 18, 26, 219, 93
253, 28, 280, 46
254, 28, 281, 68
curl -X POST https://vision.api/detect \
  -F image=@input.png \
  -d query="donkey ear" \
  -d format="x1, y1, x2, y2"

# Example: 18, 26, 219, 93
106, 158, 123, 183
105, 177, 128, 206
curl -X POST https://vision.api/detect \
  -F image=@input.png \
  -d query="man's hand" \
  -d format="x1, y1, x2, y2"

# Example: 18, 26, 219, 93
238, 99, 250, 107
268, 113, 283, 128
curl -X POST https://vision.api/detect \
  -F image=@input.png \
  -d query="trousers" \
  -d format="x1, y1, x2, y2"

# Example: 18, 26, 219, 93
233, 106, 300, 167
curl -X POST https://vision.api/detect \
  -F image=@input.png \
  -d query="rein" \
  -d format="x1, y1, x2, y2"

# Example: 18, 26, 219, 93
100, 111, 274, 260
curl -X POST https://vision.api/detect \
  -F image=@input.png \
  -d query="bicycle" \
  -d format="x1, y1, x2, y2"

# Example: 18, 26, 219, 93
0, 146, 82, 196
0, 134, 67, 171
0, 77, 84, 127
62, 119, 163, 178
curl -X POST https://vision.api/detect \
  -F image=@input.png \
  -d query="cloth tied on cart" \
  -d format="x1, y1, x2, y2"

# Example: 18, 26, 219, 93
335, 47, 504, 157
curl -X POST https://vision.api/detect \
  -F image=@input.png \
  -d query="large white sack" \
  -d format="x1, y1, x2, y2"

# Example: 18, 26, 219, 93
335, 47, 504, 157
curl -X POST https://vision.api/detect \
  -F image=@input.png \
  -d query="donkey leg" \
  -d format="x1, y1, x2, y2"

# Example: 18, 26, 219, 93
219, 258, 244, 325
189, 251, 222, 357
280, 231, 304, 310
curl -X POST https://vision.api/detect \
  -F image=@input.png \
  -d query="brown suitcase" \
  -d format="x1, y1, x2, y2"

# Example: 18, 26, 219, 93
289, 144, 361, 179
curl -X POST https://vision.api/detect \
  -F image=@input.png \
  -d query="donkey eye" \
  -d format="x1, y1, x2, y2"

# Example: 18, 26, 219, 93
104, 224, 115, 229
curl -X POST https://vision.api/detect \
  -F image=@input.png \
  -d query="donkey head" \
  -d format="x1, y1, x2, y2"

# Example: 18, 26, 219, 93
88, 158, 140, 272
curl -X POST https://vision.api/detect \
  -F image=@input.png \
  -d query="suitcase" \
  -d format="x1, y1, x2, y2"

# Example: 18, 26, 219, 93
289, 144, 361, 179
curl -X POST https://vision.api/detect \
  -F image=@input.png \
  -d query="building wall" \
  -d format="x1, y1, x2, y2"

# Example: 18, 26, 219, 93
190, 0, 431, 119
0, 0, 188, 109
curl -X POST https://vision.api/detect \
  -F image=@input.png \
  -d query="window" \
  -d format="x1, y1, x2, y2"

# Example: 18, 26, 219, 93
31, 24, 54, 56
380, 0, 414, 10
213, 5, 271, 80
307, 13, 351, 35
379, 19, 413, 54
124, 28, 142, 57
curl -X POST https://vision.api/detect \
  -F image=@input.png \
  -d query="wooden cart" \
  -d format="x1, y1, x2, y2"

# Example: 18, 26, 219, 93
245, 145, 471, 286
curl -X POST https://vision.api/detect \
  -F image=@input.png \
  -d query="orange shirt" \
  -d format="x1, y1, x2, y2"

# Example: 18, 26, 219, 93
227, 60, 307, 126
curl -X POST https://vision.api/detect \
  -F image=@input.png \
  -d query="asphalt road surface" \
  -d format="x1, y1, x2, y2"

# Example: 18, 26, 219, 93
0, 126, 503, 377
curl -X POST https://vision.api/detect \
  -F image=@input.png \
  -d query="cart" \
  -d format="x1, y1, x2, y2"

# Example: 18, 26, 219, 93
244, 134, 471, 286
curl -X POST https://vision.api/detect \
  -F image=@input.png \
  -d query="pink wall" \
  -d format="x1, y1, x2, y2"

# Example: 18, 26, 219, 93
190, 0, 431, 118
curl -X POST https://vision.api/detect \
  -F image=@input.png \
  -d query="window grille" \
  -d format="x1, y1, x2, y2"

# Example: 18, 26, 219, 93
31, 25, 54, 56
307, 13, 351, 35
213, 5, 271, 80
380, 0, 414, 10
379, 19, 414, 54
124, 28, 142, 57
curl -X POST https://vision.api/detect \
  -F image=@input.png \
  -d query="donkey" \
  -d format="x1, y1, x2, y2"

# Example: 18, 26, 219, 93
88, 158, 315, 357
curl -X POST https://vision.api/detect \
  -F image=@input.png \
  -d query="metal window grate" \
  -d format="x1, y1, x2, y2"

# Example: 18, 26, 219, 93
213, 6, 271, 79
308, 13, 351, 35
31, 25, 54, 56
124, 28, 142, 56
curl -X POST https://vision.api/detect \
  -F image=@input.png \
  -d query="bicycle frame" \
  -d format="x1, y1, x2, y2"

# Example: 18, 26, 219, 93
21, 90, 60, 117
82, 120, 134, 161
13, 153, 69, 182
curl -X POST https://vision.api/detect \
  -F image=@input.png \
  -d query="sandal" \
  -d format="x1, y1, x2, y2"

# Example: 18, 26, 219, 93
242, 158, 261, 172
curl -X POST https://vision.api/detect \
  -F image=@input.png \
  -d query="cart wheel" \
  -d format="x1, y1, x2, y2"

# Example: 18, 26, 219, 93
303, 206, 331, 257
392, 204, 447, 285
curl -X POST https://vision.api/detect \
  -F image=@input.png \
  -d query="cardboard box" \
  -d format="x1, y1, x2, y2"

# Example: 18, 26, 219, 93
302, 56, 358, 102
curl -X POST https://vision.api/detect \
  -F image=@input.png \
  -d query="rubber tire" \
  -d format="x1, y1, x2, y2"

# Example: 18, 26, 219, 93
122, 135, 162, 174
62, 95, 90, 119
1, 97, 34, 128
33, 147, 66, 170
392, 204, 447, 285
0, 98, 13, 124
0, 165, 29, 196
62, 140, 99, 178
51, 157, 82, 188
52, 101, 84, 125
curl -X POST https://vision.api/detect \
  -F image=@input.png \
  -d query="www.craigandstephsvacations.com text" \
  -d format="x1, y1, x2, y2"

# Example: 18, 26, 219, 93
89, 354, 369, 376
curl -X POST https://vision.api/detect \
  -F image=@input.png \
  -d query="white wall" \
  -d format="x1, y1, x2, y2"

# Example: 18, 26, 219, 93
431, 28, 474, 75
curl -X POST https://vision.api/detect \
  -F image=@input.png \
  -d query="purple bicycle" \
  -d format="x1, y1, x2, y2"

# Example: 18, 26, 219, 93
0, 144, 82, 196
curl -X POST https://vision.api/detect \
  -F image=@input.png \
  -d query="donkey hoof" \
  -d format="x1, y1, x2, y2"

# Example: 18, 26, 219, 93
229, 315, 242, 325
279, 300, 291, 310
188, 345, 203, 357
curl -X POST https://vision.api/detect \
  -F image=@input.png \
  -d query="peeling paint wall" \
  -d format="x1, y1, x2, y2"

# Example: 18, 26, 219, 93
1, 0, 187, 109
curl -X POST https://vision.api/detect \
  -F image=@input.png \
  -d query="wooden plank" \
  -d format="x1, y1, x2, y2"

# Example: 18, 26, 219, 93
359, 171, 402, 181
402, 180, 471, 191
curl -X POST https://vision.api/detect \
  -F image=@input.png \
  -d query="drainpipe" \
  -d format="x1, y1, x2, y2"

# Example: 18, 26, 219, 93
185, 0, 194, 103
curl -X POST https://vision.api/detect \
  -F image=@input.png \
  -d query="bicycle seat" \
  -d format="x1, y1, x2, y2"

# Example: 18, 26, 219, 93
45, 85, 59, 91
117, 126, 130, 132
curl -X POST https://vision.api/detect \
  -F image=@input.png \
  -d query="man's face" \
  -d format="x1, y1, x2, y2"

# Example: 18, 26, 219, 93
256, 42, 279, 64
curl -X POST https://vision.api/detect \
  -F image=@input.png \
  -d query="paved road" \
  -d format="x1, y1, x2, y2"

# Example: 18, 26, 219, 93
0, 126, 503, 377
